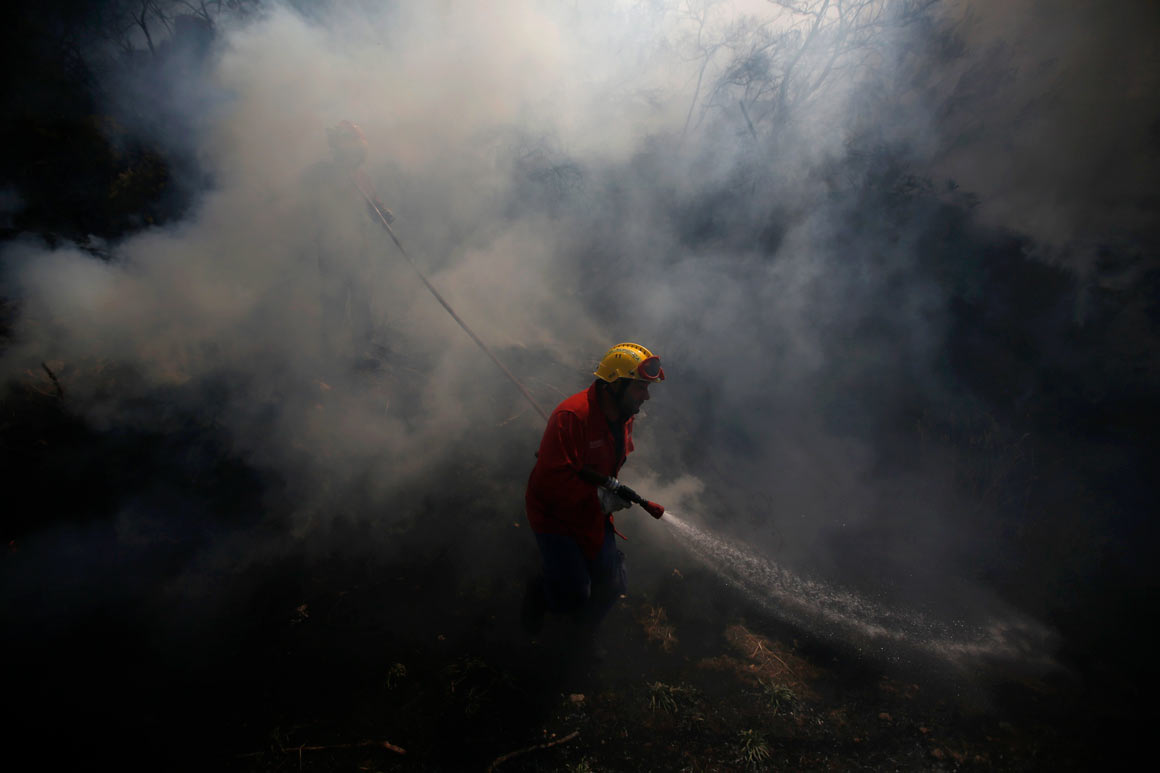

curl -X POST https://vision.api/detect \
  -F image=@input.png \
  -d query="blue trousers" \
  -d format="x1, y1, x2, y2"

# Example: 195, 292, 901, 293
534, 523, 626, 625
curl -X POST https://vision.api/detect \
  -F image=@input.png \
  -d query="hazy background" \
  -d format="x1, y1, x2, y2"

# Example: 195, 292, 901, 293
1, 0, 1156, 696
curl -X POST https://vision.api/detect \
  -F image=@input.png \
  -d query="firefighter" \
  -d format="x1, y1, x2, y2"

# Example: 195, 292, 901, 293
522, 342, 665, 634
325, 120, 394, 224
304, 120, 396, 363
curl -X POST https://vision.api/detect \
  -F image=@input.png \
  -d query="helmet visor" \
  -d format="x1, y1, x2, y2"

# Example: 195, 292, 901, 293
636, 356, 663, 381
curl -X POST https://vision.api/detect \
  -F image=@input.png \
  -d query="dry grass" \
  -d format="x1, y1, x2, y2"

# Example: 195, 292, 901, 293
699, 624, 818, 700
637, 604, 678, 652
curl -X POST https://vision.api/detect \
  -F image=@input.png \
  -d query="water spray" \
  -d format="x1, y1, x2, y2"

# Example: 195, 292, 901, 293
659, 510, 1057, 671
351, 155, 1049, 672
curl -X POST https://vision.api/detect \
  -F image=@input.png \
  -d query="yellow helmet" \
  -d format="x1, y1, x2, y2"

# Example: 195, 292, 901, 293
593, 342, 665, 383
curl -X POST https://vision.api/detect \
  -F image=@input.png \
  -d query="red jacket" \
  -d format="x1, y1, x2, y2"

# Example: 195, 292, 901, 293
526, 382, 634, 559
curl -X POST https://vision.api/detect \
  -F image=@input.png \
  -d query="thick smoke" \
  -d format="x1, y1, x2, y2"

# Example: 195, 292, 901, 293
2, 0, 1155, 663
931, 0, 1160, 271
4, 3, 657, 531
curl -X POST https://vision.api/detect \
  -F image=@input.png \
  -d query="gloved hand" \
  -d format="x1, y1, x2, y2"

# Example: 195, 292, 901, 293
598, 485, 632, 514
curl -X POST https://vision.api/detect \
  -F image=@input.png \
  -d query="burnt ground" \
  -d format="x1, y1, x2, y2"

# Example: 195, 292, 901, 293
2, 388, 1128, 773
4, 542, 1096, 773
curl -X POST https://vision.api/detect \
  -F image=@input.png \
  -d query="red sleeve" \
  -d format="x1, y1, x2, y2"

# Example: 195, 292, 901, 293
533, 410, 594, 505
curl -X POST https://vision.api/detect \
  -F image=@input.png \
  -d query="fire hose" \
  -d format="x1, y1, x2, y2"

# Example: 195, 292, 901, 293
352, 177, 549, 424
352, 178, 665, 520
615, 483, 666, 520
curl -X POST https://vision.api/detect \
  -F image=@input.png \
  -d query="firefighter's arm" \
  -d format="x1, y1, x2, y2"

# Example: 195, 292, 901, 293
578, 467, 639, 500
579, 467, 642, 514
578, 467, 611, 488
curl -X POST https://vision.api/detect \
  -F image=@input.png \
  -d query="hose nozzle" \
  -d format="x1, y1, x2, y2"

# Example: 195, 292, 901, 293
614, 482, 665, 520
641, 500, 665, 519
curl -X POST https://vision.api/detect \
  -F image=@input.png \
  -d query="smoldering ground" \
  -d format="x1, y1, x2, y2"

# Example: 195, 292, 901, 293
1, 0, 1157, 763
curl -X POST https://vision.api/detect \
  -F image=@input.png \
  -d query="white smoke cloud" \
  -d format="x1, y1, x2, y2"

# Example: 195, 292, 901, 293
2, 2, 734, 534
3, 0, 1145, 620
0, 4, 857, 442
